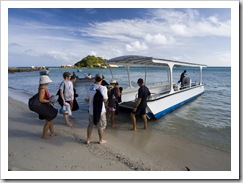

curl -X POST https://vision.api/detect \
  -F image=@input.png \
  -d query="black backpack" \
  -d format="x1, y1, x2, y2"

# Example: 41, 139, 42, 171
56, 83, 65, 107
93, 89, 103, 125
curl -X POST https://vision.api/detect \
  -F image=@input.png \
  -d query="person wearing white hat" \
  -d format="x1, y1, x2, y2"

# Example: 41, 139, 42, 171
107, 79, 121, 127
38, 75, 58, 139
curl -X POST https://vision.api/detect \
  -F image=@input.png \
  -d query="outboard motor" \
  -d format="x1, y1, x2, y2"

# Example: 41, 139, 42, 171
182, 77, 191, 87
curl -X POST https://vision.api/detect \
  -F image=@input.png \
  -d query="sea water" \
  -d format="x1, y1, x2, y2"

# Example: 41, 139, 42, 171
8, 66, 231, 152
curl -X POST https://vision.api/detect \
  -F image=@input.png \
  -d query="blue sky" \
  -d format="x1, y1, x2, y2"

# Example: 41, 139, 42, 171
8, 8, 231, 67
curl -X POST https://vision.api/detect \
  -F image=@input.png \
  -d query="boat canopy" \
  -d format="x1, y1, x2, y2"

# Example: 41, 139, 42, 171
107, 55, 207, 67
107, 55, 207, 90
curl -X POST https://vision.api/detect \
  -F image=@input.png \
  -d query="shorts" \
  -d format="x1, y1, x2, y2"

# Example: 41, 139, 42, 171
88, 113, 107, 130
132, 106, 146, 116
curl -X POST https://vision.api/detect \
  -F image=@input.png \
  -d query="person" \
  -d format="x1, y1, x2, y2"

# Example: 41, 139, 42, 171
59, 72, 74, 127
115, 82, 122, 115
178, 70, 187, 86
73, 71, 79, 79
85, 73, 92, 79
107, 79, 121, 127
70, 75, 79, 111
85, 73, 108, 144
130, 78, 151, 131
38, 75, 58, 139
101, 75, 109, 86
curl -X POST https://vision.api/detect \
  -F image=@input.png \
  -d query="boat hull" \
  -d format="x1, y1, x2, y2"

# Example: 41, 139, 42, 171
147, 85, 205, 119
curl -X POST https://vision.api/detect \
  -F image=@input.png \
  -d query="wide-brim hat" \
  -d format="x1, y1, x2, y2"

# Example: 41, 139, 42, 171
110, 79, 117, 84
39, 75, 52, 84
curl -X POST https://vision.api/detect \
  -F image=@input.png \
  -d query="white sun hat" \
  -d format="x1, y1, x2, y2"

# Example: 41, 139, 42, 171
110, 79, 117, 84
39, 75, 52, 84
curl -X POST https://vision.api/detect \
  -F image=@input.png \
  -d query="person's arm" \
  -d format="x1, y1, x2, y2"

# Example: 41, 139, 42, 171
102, 87, 108, 103
39, 88, 49, 103
116, 85, 121, 97
134, 98, 141, 108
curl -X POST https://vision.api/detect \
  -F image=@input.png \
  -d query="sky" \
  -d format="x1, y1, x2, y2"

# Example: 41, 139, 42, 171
8, 7, 231, 67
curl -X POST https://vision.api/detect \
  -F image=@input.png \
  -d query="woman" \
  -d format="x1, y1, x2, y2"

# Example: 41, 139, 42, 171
38, 75, 58, 139
107, 79, 121, 127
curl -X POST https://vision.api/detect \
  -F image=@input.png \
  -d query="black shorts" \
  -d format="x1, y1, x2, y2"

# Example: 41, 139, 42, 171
132, 106, 146, 116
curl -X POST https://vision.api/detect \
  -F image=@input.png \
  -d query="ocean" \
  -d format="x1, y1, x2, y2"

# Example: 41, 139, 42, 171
8, 66, 231, 152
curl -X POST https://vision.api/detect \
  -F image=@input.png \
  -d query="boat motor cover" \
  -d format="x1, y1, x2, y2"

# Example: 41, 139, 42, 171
182, 77, 190, 86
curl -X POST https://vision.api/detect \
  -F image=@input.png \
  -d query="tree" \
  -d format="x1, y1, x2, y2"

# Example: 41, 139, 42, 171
74, 55, 106, 68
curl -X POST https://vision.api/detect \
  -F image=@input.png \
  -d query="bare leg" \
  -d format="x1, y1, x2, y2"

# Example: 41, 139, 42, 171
106, 110, 110, 126
86, 124, 93, 144
142, 115, 148, 130
49, 121, 58, 136
42, 121, 51, 139
69, 100, 74, 110
130, 112, 137, 131
111, 111, 115, 127
64, 114, 72, 126
98, 129, 107, 144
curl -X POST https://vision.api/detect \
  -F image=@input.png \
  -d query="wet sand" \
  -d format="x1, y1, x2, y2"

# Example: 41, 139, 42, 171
7, 96, 231, 178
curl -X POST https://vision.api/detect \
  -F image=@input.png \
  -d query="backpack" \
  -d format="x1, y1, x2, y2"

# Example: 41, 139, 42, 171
93, 89, 103, 125
56, 83, 65, 107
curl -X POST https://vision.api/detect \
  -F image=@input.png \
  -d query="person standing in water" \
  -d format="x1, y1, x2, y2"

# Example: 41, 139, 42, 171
85, 74, 108, 144
130, 78, 151, 131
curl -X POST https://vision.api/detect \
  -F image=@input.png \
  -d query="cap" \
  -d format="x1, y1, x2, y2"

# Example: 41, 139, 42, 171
137, 78, 144, 84
110, 79, 117, 84
95, 73, 103, 79
39, 75, 52, 84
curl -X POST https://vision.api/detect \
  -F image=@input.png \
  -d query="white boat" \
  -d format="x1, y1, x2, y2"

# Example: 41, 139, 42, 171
76, 77, 95, 83
107, 55, 207, 119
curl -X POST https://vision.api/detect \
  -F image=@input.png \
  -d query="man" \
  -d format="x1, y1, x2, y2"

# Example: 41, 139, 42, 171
130, 78, 151, 131
178, 70, 187, 86
86, 74, 108, 144
59, 72, 73, 127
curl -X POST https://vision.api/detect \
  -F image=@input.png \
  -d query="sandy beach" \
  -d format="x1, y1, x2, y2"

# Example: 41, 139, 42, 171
7, 95, 231, 179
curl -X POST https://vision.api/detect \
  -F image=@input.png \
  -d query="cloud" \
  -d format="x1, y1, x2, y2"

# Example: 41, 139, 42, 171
149, 9, 231, 37
144, 33, 175, 45
45, 50, 79, 62
9, 43, 22, 48
126, 41, 148, 52
7, 8, 231, 66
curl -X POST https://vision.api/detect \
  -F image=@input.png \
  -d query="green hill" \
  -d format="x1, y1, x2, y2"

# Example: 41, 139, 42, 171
74, 55, 107, 68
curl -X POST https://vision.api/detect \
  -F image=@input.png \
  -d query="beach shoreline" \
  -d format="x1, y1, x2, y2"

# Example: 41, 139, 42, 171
6, 91, 231, 178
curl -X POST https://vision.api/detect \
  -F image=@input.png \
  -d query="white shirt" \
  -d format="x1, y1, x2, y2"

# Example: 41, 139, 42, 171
87, 83, 108, 115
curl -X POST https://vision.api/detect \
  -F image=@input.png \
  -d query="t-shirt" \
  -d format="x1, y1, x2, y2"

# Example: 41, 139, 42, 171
87, 83, 108, 115
59, 80, 74, 101
138, 85, 151, 108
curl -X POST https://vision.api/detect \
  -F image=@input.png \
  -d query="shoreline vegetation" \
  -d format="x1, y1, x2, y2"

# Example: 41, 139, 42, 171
8, 55, 119, 73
